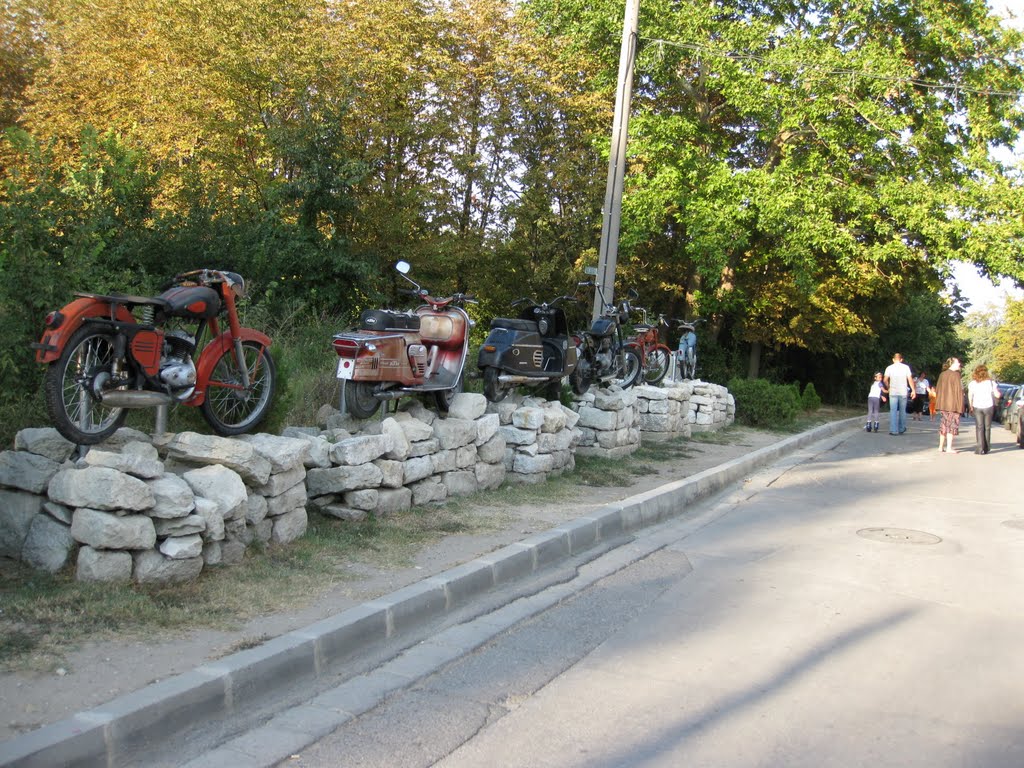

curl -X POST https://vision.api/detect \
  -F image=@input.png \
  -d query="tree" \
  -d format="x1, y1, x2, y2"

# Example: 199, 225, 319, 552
991, 297, 1024, 382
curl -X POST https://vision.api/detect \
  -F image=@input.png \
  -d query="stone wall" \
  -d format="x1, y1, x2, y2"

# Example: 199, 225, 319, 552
634, 380, 735, 437
0, 428, 311, 584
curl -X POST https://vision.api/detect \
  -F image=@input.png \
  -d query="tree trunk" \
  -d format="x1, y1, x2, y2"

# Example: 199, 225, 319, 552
747, 342, 762, 379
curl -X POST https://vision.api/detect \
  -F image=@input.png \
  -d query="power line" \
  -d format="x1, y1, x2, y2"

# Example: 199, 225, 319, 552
641, 37, 1024, 99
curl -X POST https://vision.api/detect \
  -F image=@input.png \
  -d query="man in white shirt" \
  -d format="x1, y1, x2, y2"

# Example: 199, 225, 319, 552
883, 352, 915, 435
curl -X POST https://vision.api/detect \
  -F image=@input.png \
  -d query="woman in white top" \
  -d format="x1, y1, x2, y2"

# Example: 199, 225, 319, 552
913, 373, 931, 421
967, 364, 1000, 454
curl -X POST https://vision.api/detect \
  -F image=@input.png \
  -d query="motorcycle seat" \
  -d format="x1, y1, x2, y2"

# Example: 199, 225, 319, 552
74, 292, 170, 310
490, 317, 538, 332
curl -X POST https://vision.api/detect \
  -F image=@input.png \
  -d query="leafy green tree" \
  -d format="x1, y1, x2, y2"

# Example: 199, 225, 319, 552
991, 297, 1024, 382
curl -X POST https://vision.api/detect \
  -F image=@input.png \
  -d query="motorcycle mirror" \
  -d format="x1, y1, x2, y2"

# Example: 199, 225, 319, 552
396, 261, 411, 275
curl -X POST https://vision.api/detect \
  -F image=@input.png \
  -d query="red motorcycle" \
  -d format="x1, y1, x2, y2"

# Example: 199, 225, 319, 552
332, 261, 476, 419
32, 269, 276, 445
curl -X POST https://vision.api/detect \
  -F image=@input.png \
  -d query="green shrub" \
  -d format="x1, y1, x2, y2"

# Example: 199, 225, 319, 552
800, 381, 822, 411
727, 377, 801, 428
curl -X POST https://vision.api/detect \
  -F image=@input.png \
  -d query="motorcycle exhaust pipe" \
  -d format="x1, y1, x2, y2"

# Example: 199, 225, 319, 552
497, 374, 553, 386
99, 390, 174, 408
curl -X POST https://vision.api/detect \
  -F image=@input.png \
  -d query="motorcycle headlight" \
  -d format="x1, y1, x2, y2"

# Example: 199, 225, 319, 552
538, 318, 549, 335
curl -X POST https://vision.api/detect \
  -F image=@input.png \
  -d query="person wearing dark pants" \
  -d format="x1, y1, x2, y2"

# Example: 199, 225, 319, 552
967, 364, 999, 455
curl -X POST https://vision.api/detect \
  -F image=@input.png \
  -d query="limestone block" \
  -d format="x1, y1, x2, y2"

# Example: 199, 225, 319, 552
146, 474, 196, 519
498, 425, 536, 446
477, 434, 505, 464
154, 514, 206, 538
183, 465, 247, 520
596, 429, 633, 449
475, 413, 500, 445
407, 438, 440, 458
392, 412, 434, 442
42, 501, 73, 525
49, 467, 155, 512
289, 434, 331, 468
133, 550, 203, 585
14, 427, 76, 463
576, 406, 617, 431
646, 400, 671, 415
491, 401, 518, 425
475, 462, 506, 491
559, 404, 581, 429
330, 434, 391, 466
245, 493, 268, 525
447, 392, 488, 421
537, 429, 574, 454
690, 394, 713, 407
410, 476, 447, 505
594, 388, 636, 410
202, 541, 222, 567
376, 487, 413, 515
540, 408, 566, 433
402, 455, 434, 484
695, 411, 713, 425
0, 450, 61, 494
456, 445, 478, 469
22, 515, 75, 572
403, 400, 437, 425
266, 483, 307, 517
433, 418, 477, 450
513, 452, 555, 475
252, 464, 306, 497
71, 508, 156, 550
634, 384, 668, 401
431, 449, 458, 474
220, 539, 247, 565
77, 546, 132, 583
511, 407, 545, 430
381, 418, 411, 461
374, 459, 405, 489
306, 463, 383, 496
517, 442, 540, 457
0, 488, 44, 557
344, 489, 379, 511
160, 534, 203, 560
193, 497, 224, 541
320, 504, 367, 522
443, 470, 479, 496
164, 432, 272, 485
77, 448, 164, 480
99, 428, 153, 449
271, 507, 308, 545
239, 433, 311, 472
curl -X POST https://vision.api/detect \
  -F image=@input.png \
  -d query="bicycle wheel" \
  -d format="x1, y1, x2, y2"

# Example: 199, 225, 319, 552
642, 345, 671, 385
201, 341, 276, 435
43, 325, 127, 444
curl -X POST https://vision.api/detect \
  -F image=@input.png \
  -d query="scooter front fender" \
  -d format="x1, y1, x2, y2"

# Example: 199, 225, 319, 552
186, 328, 273, 406
33, 297, 137, 364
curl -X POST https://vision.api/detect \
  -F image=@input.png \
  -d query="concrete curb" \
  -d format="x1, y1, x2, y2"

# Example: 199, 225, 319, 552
0, 418, 859, 768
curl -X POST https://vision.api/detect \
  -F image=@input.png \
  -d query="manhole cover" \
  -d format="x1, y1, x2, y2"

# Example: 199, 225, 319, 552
1003, 520, 1024, 531
857, 527, 942, 545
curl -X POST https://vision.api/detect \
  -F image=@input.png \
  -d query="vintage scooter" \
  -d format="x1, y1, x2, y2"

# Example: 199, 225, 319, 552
477, 294, 581, 402
331, 261, 476, 419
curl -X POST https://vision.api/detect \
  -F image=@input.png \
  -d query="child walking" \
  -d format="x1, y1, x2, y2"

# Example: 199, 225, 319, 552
866, 372, 885, 432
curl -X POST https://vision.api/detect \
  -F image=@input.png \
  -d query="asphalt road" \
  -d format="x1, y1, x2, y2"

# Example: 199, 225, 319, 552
277, 418, 1024, 768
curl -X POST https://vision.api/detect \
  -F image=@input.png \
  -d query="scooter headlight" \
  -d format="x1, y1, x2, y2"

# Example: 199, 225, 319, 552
538, 318, 549, 335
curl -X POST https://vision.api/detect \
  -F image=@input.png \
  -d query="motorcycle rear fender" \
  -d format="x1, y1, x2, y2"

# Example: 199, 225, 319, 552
186, 328, 272, 406
34, 297, 137, 364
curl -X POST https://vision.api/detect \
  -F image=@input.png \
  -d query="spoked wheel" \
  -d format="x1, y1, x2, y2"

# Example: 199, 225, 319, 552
341, 380, 381, 420
642, 345, 671, 385
613, 347, 642, 389
434, 372, 465, 413
43, 325, 128, 445
201, 341, 276, 435
570, 356, 592, 396
483, 367, 511, 402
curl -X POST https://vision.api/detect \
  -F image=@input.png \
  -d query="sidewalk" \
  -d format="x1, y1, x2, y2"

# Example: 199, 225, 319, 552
0, 418, 859, 767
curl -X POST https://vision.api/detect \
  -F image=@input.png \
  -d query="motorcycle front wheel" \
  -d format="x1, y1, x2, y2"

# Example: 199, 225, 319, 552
341, 380, 380, 420
201, 341, 276, 435
642, 345, 671, 385
434, 373, 465, 413
570, 355, 592, 396
612, 347, 642, 389
43, 325, 128, 445
482, 367, 511, 402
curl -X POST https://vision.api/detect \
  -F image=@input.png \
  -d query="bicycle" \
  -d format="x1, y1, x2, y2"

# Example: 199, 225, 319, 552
673, 319, 703, 381
626, 307, 674, 385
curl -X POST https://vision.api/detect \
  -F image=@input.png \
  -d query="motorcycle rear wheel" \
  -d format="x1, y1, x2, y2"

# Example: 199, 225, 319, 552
341, 380, 381, 420
434, 373, 464, 413
43, 325, 128, 445
483, 366, 510, 402
201, 341, 276, 435
642, 345, 671, 385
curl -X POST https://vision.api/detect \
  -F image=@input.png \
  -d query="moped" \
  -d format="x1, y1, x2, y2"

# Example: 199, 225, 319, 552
332, 261, 475, 419
477, 294, 581, 402
626, 307, 674, 386
32, 269, 276, 445
570, 281, 641, 394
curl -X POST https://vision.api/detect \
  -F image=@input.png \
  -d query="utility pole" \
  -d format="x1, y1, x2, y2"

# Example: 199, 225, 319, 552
592, 0, 639, 321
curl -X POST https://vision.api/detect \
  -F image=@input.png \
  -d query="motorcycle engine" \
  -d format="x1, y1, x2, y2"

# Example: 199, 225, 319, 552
160, 330, 198, 398
595, 336, 612, 372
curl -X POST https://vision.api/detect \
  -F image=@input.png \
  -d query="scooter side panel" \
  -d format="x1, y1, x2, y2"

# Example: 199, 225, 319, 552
478, 327, 545, 374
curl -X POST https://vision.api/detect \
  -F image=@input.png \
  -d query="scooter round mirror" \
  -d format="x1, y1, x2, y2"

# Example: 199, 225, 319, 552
396, 260, 411, 275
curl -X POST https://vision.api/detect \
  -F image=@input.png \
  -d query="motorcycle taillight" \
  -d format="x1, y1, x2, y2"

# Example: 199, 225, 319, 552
44, 310, 65, 330
332, 338, 360, 358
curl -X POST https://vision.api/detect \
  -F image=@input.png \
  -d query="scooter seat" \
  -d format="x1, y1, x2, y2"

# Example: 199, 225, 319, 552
490, 317, 538, 332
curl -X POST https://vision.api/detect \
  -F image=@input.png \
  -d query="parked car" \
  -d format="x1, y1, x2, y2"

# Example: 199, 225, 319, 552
1010, 388, 1024, 447
994, 382, 1018, 423
998, 383, 1020, 427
